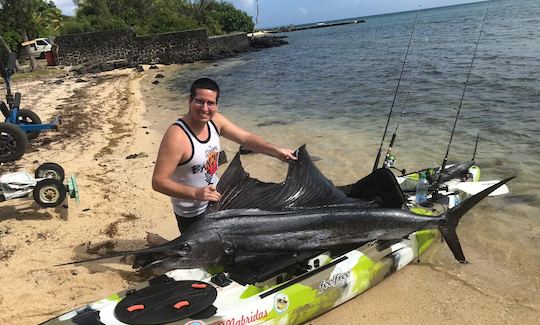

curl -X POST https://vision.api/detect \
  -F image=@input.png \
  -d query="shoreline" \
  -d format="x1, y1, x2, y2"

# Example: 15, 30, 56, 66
0, 66, 537, 324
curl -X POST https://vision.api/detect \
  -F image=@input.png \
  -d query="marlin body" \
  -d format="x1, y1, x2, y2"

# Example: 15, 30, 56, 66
143, 206, 444, 271
58, 146, 512, 273
133, 173, 510, 272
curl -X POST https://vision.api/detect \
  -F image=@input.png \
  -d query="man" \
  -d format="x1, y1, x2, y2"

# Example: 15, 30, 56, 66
152, 78, 297, 233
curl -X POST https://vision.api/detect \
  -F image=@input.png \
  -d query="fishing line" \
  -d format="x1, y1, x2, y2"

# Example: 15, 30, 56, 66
372, 11, 420, 172
435, 7, 489, 187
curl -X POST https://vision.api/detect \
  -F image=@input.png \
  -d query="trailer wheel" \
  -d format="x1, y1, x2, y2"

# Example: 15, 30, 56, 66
17, 109, 42, 140
0, 122, 28, 163
33, 179, 66, 208
35, 162, 65, 181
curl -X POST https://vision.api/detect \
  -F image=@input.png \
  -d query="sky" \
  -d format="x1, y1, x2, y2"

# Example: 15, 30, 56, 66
51, 0, 485, 28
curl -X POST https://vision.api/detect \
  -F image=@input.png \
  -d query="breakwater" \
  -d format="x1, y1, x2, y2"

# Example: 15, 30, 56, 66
267, 20, 365, 33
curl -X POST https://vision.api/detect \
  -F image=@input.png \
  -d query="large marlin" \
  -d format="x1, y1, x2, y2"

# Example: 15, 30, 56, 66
57, 146, 512, 272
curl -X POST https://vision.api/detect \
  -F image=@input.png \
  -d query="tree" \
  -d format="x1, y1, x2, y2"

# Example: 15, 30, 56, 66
214, 2, 255, 33
59, 0, 255, 36
0, 0, 39, 70
0, 0, 65, 70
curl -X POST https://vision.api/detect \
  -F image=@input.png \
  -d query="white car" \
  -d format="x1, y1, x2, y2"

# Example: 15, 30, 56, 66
21, 38, 53, 58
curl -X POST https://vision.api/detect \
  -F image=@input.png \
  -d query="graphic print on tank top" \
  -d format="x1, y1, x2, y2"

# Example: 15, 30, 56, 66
191, 146, 219, 184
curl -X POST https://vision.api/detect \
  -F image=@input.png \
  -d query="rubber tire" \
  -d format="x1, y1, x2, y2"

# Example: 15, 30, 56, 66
32, 179, 66, 208
0, 122, 28, 163
17, 109, 42, 140
35, 162, 65, 182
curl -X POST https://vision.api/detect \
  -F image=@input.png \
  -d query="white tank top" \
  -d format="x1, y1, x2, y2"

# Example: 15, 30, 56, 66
171, 119, 221, 217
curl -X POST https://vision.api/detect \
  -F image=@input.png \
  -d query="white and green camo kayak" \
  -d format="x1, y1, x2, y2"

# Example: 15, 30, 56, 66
41, 228, 438, 325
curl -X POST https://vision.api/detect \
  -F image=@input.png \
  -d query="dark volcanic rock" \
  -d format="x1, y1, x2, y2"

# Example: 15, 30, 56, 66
249, 36, 289, 49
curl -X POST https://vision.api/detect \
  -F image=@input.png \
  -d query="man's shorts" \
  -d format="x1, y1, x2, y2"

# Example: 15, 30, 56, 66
174, 212, 205, 233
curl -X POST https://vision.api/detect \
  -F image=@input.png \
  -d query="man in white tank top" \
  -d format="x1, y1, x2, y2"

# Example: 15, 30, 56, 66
152, 78, 297, 234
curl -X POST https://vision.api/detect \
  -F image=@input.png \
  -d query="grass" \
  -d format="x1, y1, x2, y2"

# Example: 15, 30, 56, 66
1, 59, 67, 85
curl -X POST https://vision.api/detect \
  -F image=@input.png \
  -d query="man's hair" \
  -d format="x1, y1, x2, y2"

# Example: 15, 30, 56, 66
190, 78, 220, 102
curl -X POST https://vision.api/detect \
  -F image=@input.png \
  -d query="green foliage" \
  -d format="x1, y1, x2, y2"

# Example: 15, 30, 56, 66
0, 0, 255, 60
33, 0, 64, 36
213, 2, 255, 33
60, 0, 255, 36
0, 0, 64, 53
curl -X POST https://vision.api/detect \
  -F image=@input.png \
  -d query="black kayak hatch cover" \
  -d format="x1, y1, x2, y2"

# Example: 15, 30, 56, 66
114, 280, 217, 325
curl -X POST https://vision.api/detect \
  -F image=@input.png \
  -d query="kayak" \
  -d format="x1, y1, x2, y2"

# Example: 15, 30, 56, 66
396, 163, 508, 206
41, 228, 439, 325
41, 155, 507, 325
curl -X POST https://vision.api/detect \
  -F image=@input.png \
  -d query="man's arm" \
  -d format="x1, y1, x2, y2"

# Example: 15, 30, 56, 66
152, 126, 221, 201
214, 113, 297, 162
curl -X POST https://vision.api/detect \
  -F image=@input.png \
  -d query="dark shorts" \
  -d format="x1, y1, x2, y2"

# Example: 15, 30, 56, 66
174, 212, 205, 233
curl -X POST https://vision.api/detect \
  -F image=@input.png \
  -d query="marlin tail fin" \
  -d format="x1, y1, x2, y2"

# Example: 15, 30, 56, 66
441, 176, 514, 263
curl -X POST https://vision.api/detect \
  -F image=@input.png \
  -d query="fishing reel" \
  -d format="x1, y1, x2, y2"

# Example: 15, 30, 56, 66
383, 153, 407, 175
383, 153, 396, 169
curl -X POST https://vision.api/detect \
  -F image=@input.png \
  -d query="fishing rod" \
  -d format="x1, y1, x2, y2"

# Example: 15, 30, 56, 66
382, 36, 430, 173
472, 132, 480, 161
372, 11, 419, 172
435, 7, 489, 188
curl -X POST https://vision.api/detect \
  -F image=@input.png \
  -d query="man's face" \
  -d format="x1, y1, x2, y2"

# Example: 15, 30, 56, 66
189, 88, 218, 123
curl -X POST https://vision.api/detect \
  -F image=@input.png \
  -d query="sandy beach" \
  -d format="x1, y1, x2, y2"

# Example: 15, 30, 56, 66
0, 66, 537, 324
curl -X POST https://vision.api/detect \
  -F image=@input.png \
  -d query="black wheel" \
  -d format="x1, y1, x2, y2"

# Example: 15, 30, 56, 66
0, 122, 28, 163
17, 109, 42, 140
35, 162, 65, 181
32, 178, 66, 208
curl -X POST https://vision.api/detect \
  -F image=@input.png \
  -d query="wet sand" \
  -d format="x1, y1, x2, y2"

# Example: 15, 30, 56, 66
0, 66, 537, 324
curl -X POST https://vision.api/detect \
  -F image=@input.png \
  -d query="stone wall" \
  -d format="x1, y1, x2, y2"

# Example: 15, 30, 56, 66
55, 28, 251, 66
55, 29, 137, 65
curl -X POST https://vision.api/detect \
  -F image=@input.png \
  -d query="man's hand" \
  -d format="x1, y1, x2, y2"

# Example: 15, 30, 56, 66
195, 185, 222, 201
277, 148, 298, 162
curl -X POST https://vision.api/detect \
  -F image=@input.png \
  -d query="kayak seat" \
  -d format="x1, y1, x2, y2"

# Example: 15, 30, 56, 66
114, 280, 217, 325
340, 168, 406, 208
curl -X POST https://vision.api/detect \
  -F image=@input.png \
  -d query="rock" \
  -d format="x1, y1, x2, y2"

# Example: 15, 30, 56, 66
134, 65, 144, 72
149, 65, 159, 69
250, 36, 289, 49
155, 73, 165, 78
152, 80, 160, 85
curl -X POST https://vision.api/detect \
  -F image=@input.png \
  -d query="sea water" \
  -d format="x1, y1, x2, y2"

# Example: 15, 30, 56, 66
146, 0, 539, 312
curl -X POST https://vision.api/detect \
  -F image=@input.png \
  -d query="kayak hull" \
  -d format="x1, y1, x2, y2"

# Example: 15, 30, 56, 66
42, 229, 438, 325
